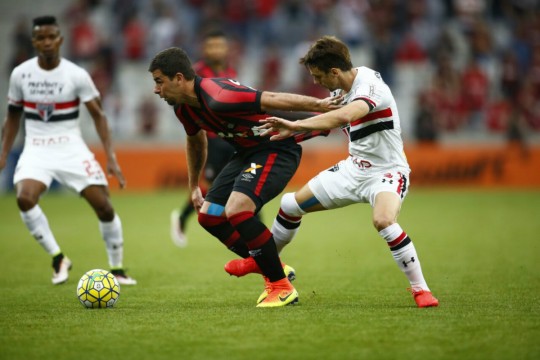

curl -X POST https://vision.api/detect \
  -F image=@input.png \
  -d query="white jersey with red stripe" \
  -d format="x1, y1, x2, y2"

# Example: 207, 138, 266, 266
7, 57, 108, 191
7, 57, 98, 142
333, 66, 410, 174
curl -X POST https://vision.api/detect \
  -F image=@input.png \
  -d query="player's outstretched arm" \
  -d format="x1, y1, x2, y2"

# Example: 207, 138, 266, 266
85, 98, 126, 188
0, 108, 23, 173
260, 91, 342, 113
259, 100, 371, 141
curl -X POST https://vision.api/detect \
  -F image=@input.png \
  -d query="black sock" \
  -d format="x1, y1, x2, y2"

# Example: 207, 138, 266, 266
198, 213, 250, 258
229, 211, 285, 282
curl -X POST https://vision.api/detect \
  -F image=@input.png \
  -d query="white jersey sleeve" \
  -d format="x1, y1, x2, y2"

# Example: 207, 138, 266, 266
74, 67, 100, 103
7, 65, 24, 108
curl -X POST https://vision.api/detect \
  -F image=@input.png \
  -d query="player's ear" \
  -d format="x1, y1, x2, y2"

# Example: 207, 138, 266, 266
174, 72, 184, 82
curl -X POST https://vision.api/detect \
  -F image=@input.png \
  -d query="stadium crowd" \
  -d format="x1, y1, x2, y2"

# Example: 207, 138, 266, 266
5, 0, 540, 142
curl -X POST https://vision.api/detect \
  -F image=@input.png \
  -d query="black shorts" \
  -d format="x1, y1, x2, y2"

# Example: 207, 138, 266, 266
204, 136, 235, 183
205, 139, 302, 212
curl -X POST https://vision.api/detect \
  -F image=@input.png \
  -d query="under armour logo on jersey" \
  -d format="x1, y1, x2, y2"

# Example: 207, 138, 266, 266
245, 163, 262, 174
402, 257, 415, 267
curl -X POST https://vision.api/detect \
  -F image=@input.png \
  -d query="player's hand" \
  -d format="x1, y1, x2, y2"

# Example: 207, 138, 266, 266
317, 94, 344, 112
191, 187, 204, 213
107, 158, 126, 189
258, 117, 296, 141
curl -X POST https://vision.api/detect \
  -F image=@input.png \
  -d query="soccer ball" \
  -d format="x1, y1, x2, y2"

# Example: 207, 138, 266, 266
76, 269, 120, 309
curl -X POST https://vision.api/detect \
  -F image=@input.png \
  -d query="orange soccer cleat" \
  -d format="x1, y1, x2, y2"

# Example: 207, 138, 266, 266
256, 278, 299, 308
409, 288, 439, 308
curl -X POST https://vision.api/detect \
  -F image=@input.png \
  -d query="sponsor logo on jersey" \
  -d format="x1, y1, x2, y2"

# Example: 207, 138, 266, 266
245, 163, 262, 175
352, 158, 372, 170
328, 164, 340, 172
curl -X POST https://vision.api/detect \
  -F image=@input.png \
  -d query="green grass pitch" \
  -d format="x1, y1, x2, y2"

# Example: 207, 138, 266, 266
1, 189, 539, 360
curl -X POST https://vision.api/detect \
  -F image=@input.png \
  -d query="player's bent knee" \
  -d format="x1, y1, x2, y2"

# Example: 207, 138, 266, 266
280, 192, 304, 217
16, 194, 38, 212
198, 212, 224, 228
373, 217, 395, 232
94, 204, 115, 222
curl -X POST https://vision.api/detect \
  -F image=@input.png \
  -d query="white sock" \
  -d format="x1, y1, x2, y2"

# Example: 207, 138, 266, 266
20, 205, 61, 255
99, 214, 124, 268
379, 223, 429, 291
272, 193, 305, 253
271, 214, 301, 254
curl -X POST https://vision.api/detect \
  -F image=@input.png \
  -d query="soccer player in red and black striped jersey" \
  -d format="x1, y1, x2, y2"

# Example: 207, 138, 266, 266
170, 29, 240, 248
149, 47, 340, 307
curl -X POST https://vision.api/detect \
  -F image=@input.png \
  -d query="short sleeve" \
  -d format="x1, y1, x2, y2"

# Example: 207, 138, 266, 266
7, 67, 24, 108
75, 67, 100, 103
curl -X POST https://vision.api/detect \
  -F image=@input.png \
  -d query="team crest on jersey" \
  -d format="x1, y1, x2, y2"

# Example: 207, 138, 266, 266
37, 103, 54, 122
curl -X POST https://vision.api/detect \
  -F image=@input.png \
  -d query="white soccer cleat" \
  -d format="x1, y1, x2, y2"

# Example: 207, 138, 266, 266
111, 269, 138, 285
170, 209, 188, 248
115, 275, 138, 285
51, 256, 72, 285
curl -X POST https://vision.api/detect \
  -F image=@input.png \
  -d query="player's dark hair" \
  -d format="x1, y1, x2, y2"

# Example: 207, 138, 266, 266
203, 28, 227, 40
148, 47, 196, 80
300, 36, 353, 73
32, 15, 58, 30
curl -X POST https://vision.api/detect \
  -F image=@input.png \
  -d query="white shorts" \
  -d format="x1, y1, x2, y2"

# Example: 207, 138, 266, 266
14, 140, 108, 193
308, 156, 410, 209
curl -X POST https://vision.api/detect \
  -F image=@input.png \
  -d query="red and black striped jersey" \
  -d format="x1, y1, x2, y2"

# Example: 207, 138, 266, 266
174, 76, 270, 149
193, 60, 238, 80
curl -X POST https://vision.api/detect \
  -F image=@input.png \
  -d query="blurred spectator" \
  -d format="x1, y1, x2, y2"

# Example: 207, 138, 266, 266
259, 43, 282, 91
147, 1, 180, 58
460, 58, 489, 130
500, 50, 521, 101
426, 54, 466, 130
367, 1, 399, 85
67, 12, 100, 62
414, 92, 439, 142
122, 10, 146, 60
138, 96, 159, 136
7, 17, 34, 71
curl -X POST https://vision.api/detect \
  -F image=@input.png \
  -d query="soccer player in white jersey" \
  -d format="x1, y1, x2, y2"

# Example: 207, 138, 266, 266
0, 16, 136, 286
226, 36, 438, 307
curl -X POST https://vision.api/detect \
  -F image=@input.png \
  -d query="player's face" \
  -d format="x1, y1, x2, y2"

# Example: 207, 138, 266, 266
32, 25, 63, 60
203, 37, 228, 65
308, 66, 340, 91
152, 69, 181, 106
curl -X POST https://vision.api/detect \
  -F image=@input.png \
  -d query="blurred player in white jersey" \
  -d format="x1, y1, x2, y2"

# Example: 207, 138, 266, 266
227, 36, 438, 307
0, 16, 136, 285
